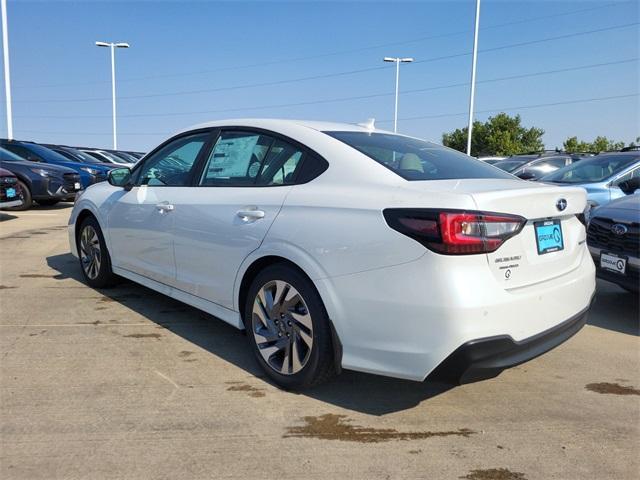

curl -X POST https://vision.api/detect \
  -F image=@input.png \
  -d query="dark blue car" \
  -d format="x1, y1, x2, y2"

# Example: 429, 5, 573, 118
1, 146, 82, 210
0, 140, 113, 188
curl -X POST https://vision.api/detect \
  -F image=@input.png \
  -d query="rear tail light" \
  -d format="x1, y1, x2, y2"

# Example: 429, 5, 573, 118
384, 209, 526, 255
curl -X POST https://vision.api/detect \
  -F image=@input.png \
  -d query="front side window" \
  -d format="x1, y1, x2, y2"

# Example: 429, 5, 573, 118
612, 167, 639, 187
137, 133, 209, 186
326, 131, 513, 181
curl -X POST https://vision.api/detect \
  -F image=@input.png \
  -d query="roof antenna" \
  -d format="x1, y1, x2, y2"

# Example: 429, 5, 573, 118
357, 118, 376, 131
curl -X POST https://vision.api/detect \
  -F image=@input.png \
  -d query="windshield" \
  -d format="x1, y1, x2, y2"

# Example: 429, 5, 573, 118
0, 147, 27, 162
325, 131, 513, 181
25, 142, 75, 163
109, 151, 137, 163
97, 151, 124, 163
542, 154, 639, 184
57, 147, 104, 164
493, 159, 529, 172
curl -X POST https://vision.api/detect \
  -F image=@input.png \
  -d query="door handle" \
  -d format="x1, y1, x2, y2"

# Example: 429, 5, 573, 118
155, 202, 174, 214
237, 207, 265, 221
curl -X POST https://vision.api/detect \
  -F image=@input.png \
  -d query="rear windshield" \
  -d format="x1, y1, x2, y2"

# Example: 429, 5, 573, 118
325, 131, 513, 181
493, 159, 529, 172
542, 154, 639, 183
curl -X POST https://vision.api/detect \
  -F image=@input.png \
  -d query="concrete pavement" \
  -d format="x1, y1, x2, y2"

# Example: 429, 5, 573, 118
1, 205, 638, 479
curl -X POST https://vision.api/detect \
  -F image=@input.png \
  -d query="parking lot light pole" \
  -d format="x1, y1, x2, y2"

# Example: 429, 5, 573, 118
383, 57, 414, 133
466, 0, 481, 156
96, 41, 129, 150
1, 0, 13, 140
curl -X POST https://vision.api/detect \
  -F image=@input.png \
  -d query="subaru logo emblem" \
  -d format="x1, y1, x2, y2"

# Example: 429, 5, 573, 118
556, 199, 567, 211
611, 223, 628, 236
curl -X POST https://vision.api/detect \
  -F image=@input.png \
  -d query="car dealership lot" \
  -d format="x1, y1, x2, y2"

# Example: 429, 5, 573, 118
1, 206, 638, 480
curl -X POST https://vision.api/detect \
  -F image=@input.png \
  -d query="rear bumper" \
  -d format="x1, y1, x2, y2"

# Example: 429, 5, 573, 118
428, 300, 592, 384
318, 243, 596, 381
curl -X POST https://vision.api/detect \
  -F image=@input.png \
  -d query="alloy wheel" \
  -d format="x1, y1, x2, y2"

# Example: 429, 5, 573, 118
252, 280, 313, 375
79, 225, 102, 280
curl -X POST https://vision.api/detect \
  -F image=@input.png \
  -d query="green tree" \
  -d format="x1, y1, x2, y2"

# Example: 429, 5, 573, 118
442, 113, 544, 157
563, 136, 627, 153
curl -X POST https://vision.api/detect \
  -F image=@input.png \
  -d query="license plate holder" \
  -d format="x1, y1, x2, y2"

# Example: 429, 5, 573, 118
534, 220, 564, 255
600, 252, 627, 275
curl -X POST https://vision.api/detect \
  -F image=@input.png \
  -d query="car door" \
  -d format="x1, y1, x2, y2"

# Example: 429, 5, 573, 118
106, 131, 212, 286
172, 129, 308, 309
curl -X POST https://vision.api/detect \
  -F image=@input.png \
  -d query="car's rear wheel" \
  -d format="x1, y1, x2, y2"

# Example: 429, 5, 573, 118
78, 216, 117, 288
244, 264, 337, 389
6, 180, 31, 211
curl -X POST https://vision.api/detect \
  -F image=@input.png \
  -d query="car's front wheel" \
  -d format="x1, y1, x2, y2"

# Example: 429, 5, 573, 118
6, 181, 31, 211
77, 216, 117, 288
244, 264, 337, 390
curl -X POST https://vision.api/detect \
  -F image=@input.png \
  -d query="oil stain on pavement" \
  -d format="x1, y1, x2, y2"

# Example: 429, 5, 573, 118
123, 333, 162, 340
585, 382, 640, 395
226, 381, 265, 397
460, 468, 527, 480
284, 414, 475, 443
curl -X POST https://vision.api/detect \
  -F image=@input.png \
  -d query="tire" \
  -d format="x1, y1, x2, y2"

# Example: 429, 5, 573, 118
5, 180, 31, 211
35, 199, 60, 206
244, 264, 337, 390
77, 216, 118, 288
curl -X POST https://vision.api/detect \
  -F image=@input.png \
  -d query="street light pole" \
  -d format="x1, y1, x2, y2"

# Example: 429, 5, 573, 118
466, 0, 481, 156
96, 41, 129, 150
1, 0, 13, 140
384, 57, 414, 133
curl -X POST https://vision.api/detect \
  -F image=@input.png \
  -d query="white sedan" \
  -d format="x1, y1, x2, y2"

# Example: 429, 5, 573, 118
68, 119, 595, 389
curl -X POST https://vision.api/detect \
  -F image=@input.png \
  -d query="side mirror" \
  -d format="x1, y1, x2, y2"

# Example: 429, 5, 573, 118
108, 167, 132, 189
618, 177, 640, 195
518, 171, 536, 181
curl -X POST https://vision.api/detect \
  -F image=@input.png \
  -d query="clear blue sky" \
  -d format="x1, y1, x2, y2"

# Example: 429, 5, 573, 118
1, 0, 638, 152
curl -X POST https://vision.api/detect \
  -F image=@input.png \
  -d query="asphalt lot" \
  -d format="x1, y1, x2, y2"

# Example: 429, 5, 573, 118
0, 204, 638, 480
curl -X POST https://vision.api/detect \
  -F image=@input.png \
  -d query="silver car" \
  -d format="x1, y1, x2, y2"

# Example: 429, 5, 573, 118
541, 152, 640, 213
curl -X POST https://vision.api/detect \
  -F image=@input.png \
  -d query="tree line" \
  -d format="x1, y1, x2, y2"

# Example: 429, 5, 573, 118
441, 113, 639, 157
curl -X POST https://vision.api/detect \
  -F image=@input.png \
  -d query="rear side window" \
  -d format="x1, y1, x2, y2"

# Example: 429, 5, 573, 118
325, 131, 513, 181
200, 131, 273, 186
199, 130, 323, 187
256, 139, 304, 186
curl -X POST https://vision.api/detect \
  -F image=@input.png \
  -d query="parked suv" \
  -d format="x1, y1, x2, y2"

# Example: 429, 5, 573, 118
587, 192, 640, 293
0, 167, 22, 209
0, 140, 111, 188
0, 146, 81, 210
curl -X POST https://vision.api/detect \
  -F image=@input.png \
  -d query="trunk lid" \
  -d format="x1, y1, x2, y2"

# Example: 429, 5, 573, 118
407, 179, 588, 289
